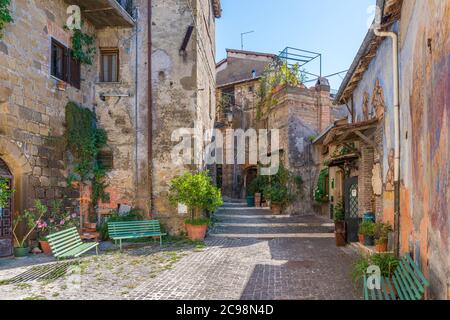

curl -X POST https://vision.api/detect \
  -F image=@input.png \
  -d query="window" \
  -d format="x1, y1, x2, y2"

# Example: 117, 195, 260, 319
50, 38, 81, 89
100, 48, 119, 82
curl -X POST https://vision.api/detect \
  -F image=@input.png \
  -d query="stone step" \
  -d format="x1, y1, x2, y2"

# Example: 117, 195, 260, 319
212, 225, 334, 235
215, 214, 292, 219
209, 233, 335, 239
214, 222, 335, 228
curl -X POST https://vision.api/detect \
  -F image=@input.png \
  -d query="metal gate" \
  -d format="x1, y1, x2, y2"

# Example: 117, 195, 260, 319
344, 176, 359, 243
0, 159, 13, 257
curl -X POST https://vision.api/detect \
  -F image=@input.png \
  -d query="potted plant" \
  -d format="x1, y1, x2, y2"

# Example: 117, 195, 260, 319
0, 177, 15, 219
358, 224, 365, 244
351, 253, 399, 286
359, 220, 375, 246
374, 222, 393, 253
169, 171, 223, 241
334, 200, 346, 247
263, 184, 289, 214
13, 200, 46, 257
36, 200, 79, 254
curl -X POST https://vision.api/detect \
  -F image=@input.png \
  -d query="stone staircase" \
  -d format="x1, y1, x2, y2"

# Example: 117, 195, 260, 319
210, 202, 335, 239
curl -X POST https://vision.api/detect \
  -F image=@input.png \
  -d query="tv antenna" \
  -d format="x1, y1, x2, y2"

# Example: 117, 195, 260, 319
241, 30, 255, 50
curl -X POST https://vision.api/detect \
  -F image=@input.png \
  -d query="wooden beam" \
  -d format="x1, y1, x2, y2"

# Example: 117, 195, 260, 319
354, 130, 376, 148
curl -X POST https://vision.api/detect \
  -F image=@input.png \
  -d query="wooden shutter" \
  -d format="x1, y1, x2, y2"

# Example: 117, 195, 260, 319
69, 50, 81, 89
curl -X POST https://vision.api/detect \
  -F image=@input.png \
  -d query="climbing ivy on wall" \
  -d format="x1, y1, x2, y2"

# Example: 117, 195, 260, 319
71, 28, 96, 65
0, 0, 13, 39
64, 102, 109, 206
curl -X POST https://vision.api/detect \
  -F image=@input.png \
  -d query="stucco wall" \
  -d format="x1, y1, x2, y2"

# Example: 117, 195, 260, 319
350, 0, 449, 299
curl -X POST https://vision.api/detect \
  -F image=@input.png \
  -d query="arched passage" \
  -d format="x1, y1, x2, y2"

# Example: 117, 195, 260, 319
0, 137, 33, 257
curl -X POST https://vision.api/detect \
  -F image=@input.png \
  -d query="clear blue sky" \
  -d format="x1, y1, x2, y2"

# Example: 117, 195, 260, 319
216, 0, 375, 91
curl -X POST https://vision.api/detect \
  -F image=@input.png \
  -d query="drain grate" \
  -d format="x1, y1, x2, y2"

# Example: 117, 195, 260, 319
0, 261, 78, 285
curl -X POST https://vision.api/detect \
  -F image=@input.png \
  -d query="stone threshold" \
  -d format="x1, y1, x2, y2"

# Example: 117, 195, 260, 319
350, 242, 394, 255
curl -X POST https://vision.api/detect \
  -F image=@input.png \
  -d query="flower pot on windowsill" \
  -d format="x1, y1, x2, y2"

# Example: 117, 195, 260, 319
270, 202, 283, 215
56, 80, 67, 91
39, 240, 52, 255
14, 246, 30, 258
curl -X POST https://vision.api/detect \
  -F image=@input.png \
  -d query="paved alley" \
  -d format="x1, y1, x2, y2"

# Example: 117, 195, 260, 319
128, 202, 361, 300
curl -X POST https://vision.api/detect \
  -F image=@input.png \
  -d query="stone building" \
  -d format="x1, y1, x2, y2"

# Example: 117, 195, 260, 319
215, 49, 344, 215
313, 0, 449, 299
215, 49, 276, 199
0, 0, 221, 256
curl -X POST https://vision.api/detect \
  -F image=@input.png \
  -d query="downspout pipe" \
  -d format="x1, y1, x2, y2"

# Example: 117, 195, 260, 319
147, 0, 153, 214
373, 26, 400, 257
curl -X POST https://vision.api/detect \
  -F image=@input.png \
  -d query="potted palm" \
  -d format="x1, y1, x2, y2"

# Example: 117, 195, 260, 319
169, 171, 223, 241
334, 201, 346, 247
374, 222, 393, 253
13, 200, 46, 257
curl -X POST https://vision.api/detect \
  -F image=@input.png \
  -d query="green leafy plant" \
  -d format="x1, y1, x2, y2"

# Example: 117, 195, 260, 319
169, 171, 223, 225
351, 253, 399, 285
374, 221, 393, 244
334, 200, 345, 222
359, 221, 375, 237
13, 200, 47, 248
262, 163, 303, 206
0, 177, 14, 209
0, 0, 13, 39
314, 168, 329, 202
70, 27, 96, 65
256, 61, 306, 120
64, 101, 109, 208
99, 209, 143, 240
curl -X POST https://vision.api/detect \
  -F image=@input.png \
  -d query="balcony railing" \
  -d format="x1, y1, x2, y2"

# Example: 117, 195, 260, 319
65, 0, 135, 28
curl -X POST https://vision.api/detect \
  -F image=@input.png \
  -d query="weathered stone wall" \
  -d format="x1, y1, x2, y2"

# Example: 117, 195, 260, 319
349, 0, 449, 299
0, 0, 151, 233
151, 0, 217, 234
267, 85, 333, 215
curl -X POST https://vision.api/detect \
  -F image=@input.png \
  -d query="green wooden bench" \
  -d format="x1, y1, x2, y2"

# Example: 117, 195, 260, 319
107, 220, 166, 250
47, 227, 99, 260
364, 254, 429, 300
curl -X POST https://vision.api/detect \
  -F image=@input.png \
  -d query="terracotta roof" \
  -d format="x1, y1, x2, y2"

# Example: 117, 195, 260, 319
212, 0, 222, 18
334, 0, 403, 104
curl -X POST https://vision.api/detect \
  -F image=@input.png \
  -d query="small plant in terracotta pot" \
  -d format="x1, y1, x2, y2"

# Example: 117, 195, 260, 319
374, 222, 393, 253
357, 223, 365, 244
359, 221, 375, 246
169, 171, 223, 241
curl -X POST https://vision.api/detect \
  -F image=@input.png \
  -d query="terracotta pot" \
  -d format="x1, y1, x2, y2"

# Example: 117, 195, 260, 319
270, 202, 283, 215
358, 234, 365, 244
375, 241, 388, 253
335, 232, 346, 247
334, 221, 346, 233
185, 223, 208, 241
57, 80, 67, 91
39, 240, 52, 255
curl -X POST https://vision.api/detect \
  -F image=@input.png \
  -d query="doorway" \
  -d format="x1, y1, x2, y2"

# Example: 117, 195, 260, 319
344, 176, 359, 243
0, 158, 13, 257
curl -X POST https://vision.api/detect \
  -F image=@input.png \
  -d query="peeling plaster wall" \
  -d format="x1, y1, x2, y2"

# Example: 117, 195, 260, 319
151, 0, 217, 234
350, 0, 449, 299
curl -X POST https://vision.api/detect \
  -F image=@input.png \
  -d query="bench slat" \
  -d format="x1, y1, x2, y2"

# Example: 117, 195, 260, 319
397, 260, 422, 299
48, 232, 81, 247
59, 242, 99, 258
384, 277, 397, 300
391, 273, 408, 300
380, 278, 390, 300
395, 265, 417, 300
404, 255, 429, 286
48, 227, 99, 259
47, 227, 79, 241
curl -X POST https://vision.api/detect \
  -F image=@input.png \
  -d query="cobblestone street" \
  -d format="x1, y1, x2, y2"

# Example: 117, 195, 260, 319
129, 203, 361, 300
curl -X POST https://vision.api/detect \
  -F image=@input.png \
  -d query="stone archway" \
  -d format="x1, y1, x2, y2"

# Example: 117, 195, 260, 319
0, 136, 33, 255
243, 165, 258, 198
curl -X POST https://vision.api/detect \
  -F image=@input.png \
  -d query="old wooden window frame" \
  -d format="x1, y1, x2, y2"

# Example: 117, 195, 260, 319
99, 48, 120, 83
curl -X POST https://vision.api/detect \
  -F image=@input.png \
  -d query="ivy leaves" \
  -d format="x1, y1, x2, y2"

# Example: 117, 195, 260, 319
0, 0, 13, 39
71, 28, 96, 65
64, 102, 109, 206
0, 176, 14, 208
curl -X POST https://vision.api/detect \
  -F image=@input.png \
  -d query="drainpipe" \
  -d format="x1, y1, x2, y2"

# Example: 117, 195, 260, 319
147, 0, 153, 214
373, 25, 400, 257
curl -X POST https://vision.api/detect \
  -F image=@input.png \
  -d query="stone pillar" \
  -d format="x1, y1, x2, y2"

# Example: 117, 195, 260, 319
359, 145, 375, 216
